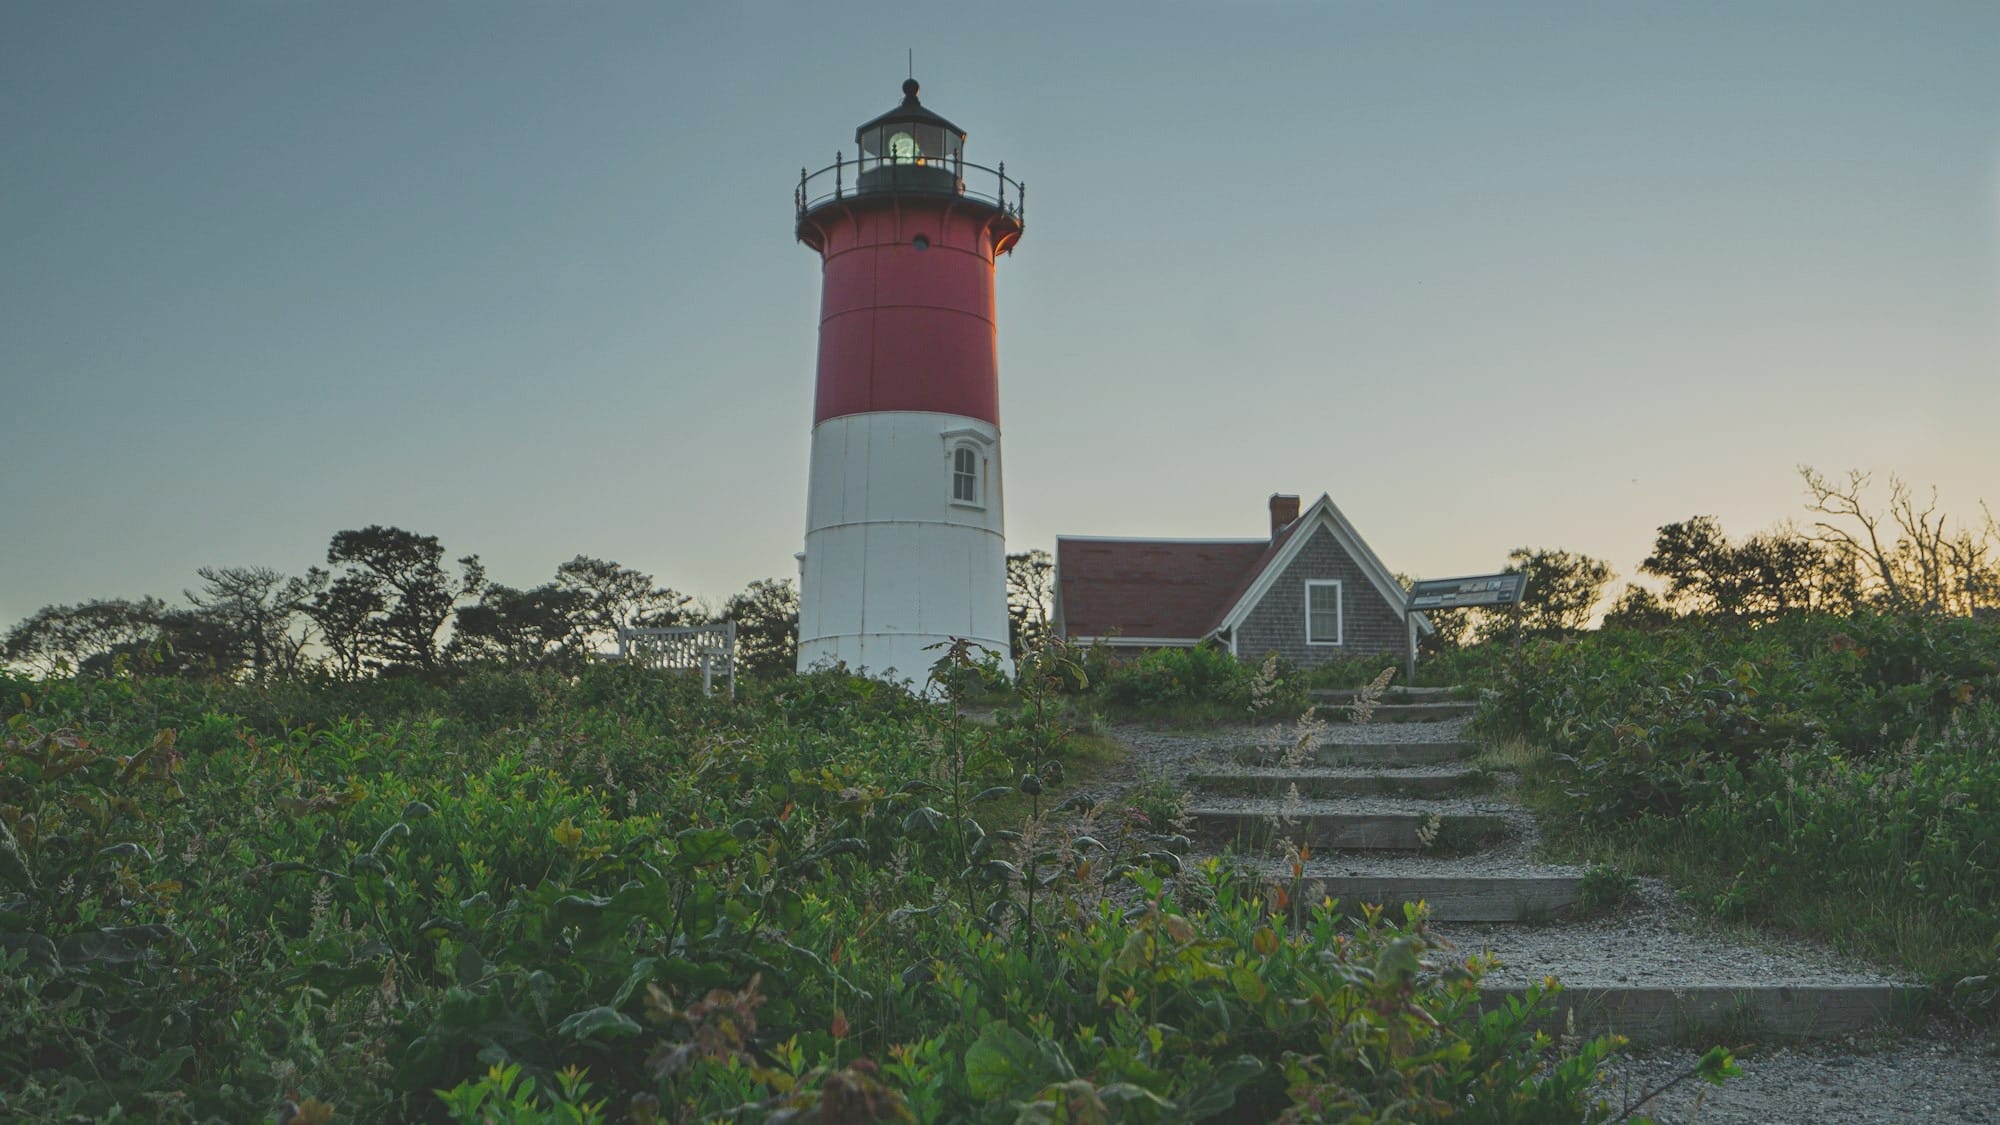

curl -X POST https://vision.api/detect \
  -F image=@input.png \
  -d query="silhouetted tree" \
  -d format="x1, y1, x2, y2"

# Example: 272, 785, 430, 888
1802, 467, 1999, 616
553, 556, 695, 652
450, 583, 589, 668
2, 597, 166, 675
321, 526, 483, 673
184, 566, 321, 679
722, 578, 798, 677
1006, 549, 1055, 655
1484, 547, 1613, 641
303, 571, 385, 681
1599, 584, 1676, 631
1640, 515, 1857, 621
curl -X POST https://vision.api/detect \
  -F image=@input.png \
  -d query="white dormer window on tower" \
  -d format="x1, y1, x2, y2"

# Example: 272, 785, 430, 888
941, 426, 993, 510
953, 446, 978, 502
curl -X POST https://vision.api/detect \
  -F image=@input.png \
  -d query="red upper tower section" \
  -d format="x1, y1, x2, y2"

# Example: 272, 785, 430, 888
795, 80, 1024, 427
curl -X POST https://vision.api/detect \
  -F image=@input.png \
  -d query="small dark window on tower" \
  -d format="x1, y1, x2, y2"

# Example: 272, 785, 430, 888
952, 446, 979, 503
912, 234, 930, 251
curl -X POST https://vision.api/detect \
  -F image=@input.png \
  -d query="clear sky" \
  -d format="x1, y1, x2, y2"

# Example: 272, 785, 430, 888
4, 1, 1997, 629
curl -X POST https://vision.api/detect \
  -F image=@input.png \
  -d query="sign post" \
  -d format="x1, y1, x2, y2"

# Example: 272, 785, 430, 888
1403, 573, 1528, 684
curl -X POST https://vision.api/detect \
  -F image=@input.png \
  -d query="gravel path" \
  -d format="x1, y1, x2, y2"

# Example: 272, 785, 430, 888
1595, 1030, 2000, 1123
1096, 719, 2000, 1123
1439, 877, 1912, 988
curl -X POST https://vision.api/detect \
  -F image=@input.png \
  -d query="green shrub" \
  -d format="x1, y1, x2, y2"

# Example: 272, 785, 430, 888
1097, 645, 1307, 718
1482, 611, 2000, 993
0, 664, 1633, 1120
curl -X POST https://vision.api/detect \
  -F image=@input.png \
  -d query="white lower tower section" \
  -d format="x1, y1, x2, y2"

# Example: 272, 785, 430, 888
798, 411, 1012, 683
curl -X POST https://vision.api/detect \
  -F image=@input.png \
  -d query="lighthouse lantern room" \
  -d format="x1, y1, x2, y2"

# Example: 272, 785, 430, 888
793, 79, 1025, 682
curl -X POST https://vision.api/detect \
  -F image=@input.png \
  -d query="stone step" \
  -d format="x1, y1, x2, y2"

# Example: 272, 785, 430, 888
1234, 740, 1478, 767
1313, 874, 1579, 922
1481, 984, 1925, 1047
1314, 700, 1479, 723
1190, 806, 1511, 851
1308, 686, 1462, 704
1187, 768, 1489, 799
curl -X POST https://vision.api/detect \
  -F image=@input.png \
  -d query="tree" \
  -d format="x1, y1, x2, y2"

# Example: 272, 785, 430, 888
1801, 467, 1999, 616
1638, 516, 1856, 622
449, 582, 589, 668
1599, 584, 1676, 631
303, 571, 385, 681
2, 597, 167, 676
552, 556, 695, 653
184, 566, 321, 679
321, 526, 483, 673
1486, 547, 1613, 641
722, 578, 798, 677
1006, 549, 1055, 655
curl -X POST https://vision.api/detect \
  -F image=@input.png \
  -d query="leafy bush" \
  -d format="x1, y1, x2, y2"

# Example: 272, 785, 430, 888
1481, 611, 2000, 995
0, 661, 1629, 1120
1098, 645, 1307, 718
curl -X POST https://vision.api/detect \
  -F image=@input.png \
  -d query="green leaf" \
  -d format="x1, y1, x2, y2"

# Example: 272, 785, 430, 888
370, 822, 410, 854
964, 1024, 1045, 1100
558, 1005, 643, 1042
1175, 1056, 1263, 1118
978, 859, 1024, 884
1230, 964, 1267, 1004
673, 826, 741, 867
140, 1046, 196, 1092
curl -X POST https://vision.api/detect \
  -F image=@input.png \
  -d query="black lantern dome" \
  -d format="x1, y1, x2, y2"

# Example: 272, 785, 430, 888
856, 80, 965, 164
854, 79, 964, 194
795, 78, 1025, 252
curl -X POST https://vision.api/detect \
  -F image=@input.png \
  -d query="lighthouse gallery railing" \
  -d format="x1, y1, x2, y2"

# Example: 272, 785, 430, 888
796, 154, 1025, 225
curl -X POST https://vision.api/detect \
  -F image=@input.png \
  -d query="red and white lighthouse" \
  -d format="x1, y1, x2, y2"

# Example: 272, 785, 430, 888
793, 79, 1025, 681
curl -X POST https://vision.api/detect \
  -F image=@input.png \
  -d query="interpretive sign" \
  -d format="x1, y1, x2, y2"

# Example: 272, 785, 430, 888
1408, 573, 1528, 611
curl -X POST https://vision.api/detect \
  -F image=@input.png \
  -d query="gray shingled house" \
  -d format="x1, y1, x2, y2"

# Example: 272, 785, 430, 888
1052, 494, 1431, 665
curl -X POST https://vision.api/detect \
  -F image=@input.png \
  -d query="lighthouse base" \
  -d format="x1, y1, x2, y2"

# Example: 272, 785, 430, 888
796, 411, 1012, 687
798, 630, 1009, 690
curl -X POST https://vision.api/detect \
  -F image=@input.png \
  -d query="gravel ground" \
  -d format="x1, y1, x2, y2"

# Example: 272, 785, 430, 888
1187, 793, 1523, 817
1437, 877, 1912, 988
1593, 1028, 2000, 1123
1188, 763, 1484, 780
1097, 719, 2000, 1122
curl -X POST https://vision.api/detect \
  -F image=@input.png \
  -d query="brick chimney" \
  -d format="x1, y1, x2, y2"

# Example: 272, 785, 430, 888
1268, 494, 1300, 538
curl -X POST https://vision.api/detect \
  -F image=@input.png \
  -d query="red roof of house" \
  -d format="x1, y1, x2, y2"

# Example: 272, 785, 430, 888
1056, 530, 1295, 641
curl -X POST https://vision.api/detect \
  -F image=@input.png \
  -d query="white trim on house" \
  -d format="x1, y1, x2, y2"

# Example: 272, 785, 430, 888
1069, 635, 1203, 648
1304, 579, 1344, 645
1209, 493, 1433, 640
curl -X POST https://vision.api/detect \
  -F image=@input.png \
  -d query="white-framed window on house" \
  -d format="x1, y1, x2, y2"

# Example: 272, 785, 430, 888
952, 445, 980, 504
1305, 580, 1343, 646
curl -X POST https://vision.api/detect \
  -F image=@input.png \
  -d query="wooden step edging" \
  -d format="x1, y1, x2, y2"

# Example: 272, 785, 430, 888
1482, 983, 1928, 1047
1308, 686, 1462, 704
1235, 741, 1478, 767
1315, 701, 1480, 724
1191, 808, 1510, 851
1188, 770, 1488, 799
1302, 874, 1581, 923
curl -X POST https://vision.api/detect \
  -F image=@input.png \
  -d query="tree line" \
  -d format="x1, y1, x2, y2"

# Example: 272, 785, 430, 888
1430, 467, 1999, 645
9, 468, 1991, 680
2, 526, 802, 679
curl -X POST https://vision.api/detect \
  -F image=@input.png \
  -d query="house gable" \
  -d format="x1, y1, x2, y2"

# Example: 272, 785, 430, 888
1228, 525, 1409, 662
1212, 494, 1429, 664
